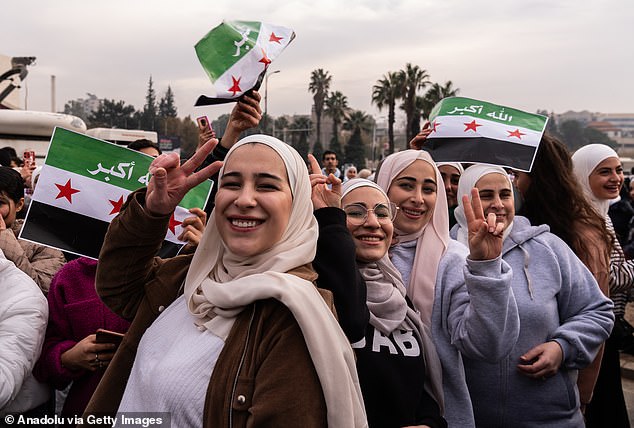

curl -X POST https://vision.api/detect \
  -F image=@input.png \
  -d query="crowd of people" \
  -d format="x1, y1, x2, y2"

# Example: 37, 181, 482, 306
1, 90, 633, 427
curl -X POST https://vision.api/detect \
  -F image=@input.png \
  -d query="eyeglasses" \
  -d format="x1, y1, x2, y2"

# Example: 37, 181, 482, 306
343, 202, 398, 225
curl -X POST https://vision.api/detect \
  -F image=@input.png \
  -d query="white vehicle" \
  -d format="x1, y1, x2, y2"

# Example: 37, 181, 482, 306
86, 128, 158, 145
0, 109, 87, 159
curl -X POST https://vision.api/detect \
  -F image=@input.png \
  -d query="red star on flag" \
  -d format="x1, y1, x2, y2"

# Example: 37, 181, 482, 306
55, 179, 80, 203
507, 129, 526, 139
430, 121, 441, 133
108, 195, 125, 215
259, 48, 271, 68
464, 120, 482, 132
269, 32, 283, 44
168, 214, 182, 235
228, 76, 242, 96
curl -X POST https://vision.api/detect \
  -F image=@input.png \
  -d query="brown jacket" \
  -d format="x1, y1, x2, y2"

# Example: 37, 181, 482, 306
83, 191, 329, 427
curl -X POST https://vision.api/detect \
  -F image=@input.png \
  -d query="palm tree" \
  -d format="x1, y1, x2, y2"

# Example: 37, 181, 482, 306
324, 91, 348, 155
290, 116, 312, 160
308, 69, 332, 151
343, 110, 372, 169
274, 116, 289, 141
372, 71, 402, 155
399, 63, 430, 143
421, 81, 460, 121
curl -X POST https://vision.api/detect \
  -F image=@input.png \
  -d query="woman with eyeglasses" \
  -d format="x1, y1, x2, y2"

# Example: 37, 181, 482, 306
309, 155, 446, 427
373, 149, 520, 428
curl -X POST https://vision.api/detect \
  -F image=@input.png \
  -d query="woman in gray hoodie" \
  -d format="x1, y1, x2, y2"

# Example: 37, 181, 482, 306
452, 164, 614, 428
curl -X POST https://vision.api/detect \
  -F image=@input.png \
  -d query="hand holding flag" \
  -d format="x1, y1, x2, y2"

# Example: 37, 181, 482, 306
146, 138, 222, 216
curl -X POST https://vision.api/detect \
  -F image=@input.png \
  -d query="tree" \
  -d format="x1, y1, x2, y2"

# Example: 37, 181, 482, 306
584, 127, 618, 149
559, 120, 587, 151
308, 69, 332, 151
290, 116, 312, 160
312, 139, 324, 164
399, 63, 430, 143
63, 100, 87, 121
343, 110, 372, 169
87, 99, 136, 128
158, 86, 178, 118
372, 71, 402, 155
274, 116, 290, 141
324, 91, 348, 156
141, 76, 158, 130
421, 81, 459, 121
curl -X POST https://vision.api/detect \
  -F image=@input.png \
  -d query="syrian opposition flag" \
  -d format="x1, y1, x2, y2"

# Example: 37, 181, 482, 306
422, 97, 548, 171
19, 128, 213, 259
194, 20, 295, 106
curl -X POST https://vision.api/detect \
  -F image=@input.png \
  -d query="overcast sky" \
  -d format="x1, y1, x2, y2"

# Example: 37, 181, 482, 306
3, 0, 632, 125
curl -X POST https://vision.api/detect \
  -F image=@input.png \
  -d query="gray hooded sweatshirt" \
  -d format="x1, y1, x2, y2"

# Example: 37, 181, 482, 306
452, 216, 614, 427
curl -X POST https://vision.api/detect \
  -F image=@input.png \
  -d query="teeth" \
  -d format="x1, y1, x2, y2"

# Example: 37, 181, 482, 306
359, 236, 381, 242
403, 208, 422, 216
231, 219, 259, 228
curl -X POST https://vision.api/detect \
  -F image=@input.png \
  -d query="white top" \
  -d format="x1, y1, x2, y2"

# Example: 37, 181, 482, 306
118, 295, 225, 426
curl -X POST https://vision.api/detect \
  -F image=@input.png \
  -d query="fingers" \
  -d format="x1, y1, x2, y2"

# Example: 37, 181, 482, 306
328, 173, 342, 196
187, 160, 223, 189
188, 207, 207, 225
181, 138, 218, 176
486, 212, 497, 233
308, 154, 321, 175
462, 194, 475, 225
469, 188, 485, 221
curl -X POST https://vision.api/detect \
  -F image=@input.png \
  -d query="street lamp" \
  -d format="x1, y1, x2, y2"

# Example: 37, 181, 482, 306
264, 69, 281, 133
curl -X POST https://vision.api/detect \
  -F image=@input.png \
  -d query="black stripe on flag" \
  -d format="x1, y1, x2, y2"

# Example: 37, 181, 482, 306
422, 137, 537, 171
21, 201, 184, 259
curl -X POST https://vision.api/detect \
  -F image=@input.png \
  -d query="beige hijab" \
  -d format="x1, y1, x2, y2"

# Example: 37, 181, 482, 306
375, 150, 449, 326
184, 134, 367, 427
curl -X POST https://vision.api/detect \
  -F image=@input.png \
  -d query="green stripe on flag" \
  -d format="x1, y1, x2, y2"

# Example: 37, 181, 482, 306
430, 97, 547, 132
195, 21, 262, 81
45, 127, 211, 210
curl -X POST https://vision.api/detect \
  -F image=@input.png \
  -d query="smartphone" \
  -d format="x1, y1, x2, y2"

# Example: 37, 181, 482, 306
23, 150, 35, 166
196, 115, 212, 132
96, 328, 125, 349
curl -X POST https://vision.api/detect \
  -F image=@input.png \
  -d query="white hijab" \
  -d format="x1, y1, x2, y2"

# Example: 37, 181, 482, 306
435, 161, 464, 175
454, 164, 515, 245
184, 135, 367, 427
375, 150, 449, 326
572, 144, 620, 217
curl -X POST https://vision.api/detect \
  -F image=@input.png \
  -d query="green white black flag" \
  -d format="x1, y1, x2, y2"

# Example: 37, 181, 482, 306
20, 128, 213, 259
423, 97, 548, 171
194, 20, 295, 105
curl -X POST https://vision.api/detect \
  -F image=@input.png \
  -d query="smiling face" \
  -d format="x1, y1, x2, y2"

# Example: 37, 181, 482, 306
474, 172, 515, 232
438, 164, 461, 207
214, 143, 293, 258
387, 160, 437, 234
588, 157, 624, 200
0, 191, 24, 229
342, 186, 393, 263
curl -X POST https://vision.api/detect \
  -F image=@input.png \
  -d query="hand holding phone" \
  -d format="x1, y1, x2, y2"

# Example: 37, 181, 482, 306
95, 328, 125, 349
197, 115, 211, 132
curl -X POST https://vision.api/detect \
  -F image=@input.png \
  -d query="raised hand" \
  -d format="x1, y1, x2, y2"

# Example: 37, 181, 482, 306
308, 154, 341, 210
517, 341, 563, 380
178, 207, 207, 248
145, 139, 222, 217
462, 188, 504, 260
222, 91, 263, 149
409, 121, 432, 150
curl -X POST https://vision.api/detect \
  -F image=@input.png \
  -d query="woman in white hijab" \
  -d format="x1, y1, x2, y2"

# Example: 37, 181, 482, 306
372, 149, 520, 428
573, 144, 632, 428
309, 163, 446, 427
87, 136, 367, 428
452, 164, 613, 428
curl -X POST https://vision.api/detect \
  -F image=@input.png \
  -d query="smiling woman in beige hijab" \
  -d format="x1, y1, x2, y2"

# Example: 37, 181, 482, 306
85, 136, 367, 428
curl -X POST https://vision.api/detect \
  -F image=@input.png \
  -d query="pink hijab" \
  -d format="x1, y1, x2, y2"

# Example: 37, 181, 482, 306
375, 150, 449, 326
